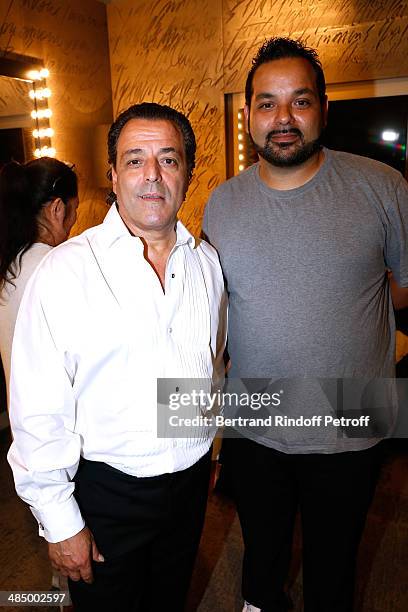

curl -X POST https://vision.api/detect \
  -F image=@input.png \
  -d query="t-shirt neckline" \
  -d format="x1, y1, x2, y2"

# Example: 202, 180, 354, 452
253, 147, 331, 198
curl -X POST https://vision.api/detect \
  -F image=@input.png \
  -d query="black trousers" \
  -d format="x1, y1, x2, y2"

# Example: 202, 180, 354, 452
68, 450, 212, 612
222, 437, 382, 612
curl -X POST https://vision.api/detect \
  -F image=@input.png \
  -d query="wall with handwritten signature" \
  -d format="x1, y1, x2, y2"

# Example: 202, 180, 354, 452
107, 0, 408, 235
1, 1, 406, 236
108, 0, 225, 234
0, 0, 113, 233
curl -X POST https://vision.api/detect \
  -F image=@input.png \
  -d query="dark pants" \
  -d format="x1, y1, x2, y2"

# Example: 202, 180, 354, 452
68, 450, 212, 612
223, 437, 382, 612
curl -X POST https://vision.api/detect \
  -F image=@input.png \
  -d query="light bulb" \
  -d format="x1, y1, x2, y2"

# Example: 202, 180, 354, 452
382, 130, 399, 142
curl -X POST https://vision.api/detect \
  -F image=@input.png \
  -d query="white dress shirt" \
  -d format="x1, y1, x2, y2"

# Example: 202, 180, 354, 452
8, 204, 227, 543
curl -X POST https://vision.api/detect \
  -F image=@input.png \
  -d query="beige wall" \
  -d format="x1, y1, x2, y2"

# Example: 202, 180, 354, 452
107, 0, 225, 235
222, 0, 408, 91
107, 0, 408, 235
0, 0, 114, 234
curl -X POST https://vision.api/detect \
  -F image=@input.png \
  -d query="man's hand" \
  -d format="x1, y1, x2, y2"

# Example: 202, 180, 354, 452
48, 526, 104, 583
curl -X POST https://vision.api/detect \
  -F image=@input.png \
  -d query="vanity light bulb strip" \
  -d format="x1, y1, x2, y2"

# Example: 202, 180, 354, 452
27, 68, 49, 80
34, 146, 56, 158
29, 68, 55, 158
237, 111, 245, 172
33, 128, 54, 138
31, 109, 52, 119
29, 87, 52, 100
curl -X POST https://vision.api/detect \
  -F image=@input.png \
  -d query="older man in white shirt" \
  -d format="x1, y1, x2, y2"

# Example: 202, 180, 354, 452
8, 102, 227, 612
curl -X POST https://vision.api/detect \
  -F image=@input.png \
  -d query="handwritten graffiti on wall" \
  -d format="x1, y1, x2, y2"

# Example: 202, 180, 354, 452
108, 0, 408, 233
108, 0, 225, 235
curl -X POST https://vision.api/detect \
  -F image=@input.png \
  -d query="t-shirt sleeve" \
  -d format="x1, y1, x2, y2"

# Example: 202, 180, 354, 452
384, 175, 408, 287
202, 193, 214, 243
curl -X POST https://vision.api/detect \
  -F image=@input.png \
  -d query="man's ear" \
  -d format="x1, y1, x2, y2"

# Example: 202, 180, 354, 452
244, 104, 250, 134
111, 167, 117, 194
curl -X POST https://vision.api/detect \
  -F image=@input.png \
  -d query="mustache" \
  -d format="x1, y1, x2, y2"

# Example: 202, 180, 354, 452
266, 128, 303, 138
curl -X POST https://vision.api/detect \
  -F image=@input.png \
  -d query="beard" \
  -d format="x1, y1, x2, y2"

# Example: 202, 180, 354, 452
249, 127, 322, 167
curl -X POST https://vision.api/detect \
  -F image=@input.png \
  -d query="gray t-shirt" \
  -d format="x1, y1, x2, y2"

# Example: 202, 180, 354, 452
203, 148, 408, 453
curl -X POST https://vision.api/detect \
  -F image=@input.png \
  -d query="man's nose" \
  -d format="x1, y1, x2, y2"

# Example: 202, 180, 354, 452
276, 103, 293, 124
144, 159, 162, 182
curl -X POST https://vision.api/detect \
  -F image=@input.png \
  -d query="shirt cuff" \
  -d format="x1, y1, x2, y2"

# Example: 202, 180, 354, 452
30, 497, 85, 543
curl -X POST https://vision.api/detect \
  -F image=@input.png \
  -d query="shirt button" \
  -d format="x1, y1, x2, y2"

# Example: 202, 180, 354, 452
173, 440, 178, 447
168, 327, 172, 334
171, 273, 175, 278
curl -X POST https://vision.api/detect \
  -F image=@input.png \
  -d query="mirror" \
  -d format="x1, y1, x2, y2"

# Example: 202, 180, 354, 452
0, 53, 51, 168
0, 75, 33, 164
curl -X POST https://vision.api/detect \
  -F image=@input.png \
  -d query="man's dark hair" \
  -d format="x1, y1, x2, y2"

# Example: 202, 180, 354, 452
245, 37, 326, 108
107, 102, 196, 182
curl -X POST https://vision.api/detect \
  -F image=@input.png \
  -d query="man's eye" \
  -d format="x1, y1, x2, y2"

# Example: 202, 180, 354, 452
294, 99, 311, 107
259, 102, 274, 109
127, 159, 142, 166
162, 158, 177, 166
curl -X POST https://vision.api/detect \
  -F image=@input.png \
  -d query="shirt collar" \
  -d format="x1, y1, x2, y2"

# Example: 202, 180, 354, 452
175, 219, 196, 249
99, 204, 196, 250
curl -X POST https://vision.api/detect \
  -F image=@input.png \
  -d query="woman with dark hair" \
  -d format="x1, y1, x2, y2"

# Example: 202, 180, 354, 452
0, 156, 78, 402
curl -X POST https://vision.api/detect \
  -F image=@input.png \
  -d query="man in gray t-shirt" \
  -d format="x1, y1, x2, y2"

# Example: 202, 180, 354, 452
204, 38, 408, 612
